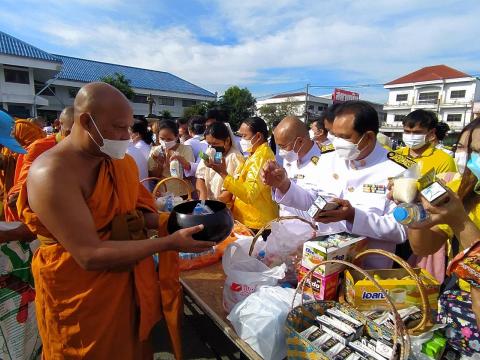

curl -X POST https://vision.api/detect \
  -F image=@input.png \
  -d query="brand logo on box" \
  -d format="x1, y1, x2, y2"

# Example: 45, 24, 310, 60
361, 291, 386, 300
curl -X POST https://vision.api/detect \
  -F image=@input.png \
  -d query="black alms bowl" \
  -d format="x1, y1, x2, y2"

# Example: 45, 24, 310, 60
167, 200, 234, 243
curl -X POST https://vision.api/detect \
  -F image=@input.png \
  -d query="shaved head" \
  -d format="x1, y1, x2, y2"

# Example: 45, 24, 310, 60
59, 106, 74, 136
70, 82, 133, 156
273, 115, 313, 158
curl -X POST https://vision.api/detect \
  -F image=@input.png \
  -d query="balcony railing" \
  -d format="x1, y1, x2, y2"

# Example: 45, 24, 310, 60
384, 100, 472, 108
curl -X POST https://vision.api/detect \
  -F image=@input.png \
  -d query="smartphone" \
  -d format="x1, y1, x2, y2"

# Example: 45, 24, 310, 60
214, 152, 223, 164
420, 181, 448, 205
307, 195, 341, 218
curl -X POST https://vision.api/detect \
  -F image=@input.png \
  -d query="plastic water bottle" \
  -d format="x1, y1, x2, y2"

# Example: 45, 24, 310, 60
393, 203, 429, 226
170, 158, 183, 179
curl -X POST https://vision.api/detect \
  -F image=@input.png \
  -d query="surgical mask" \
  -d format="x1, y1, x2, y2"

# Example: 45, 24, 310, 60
87, 114, 130, 160
240, 137, 255, 153
279, 138, 300, 163
309, 129, 315, 140
455, 151, 467, 174
467, 152, 480, 180
403, 133, 427, 150
160, 139, 177, 150
332, 134, 365, 160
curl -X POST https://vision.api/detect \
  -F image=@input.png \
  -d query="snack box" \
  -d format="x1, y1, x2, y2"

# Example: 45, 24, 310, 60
301, 233, 368, 276
297, 265, 340, 300
345, 267, 440, 311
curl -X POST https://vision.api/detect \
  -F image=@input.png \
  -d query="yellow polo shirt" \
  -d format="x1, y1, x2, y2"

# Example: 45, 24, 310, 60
395, 144, 457, 176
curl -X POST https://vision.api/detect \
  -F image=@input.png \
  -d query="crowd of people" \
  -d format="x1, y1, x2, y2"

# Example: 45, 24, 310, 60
0, 81, 479, 358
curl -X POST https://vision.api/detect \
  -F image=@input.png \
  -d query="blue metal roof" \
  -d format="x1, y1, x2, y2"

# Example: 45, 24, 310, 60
54, 55, 215, 98
0, 31, 61, 63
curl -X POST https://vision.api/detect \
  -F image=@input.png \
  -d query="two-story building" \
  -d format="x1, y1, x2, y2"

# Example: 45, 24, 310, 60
382, 65, 480, 137
0, 30, 216, 120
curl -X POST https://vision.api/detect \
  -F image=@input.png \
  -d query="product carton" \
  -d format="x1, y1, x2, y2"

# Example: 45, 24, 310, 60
301, 233, 368, 276
345, 268, 440, 311
297, 265, 339, 300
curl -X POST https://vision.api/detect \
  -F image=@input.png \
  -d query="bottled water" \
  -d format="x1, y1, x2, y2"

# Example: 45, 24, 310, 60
393, 203, 429, 226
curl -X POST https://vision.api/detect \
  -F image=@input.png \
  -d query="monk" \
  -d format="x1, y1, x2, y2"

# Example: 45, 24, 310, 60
17, 82, 215, 359
0, 116, 45, 218
5, 107, 74, 222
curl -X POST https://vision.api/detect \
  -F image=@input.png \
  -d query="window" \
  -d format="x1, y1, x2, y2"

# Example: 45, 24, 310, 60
450, 90, 466, 99
182, 99, 197, 107
160, 97, 175, 106
4, 68, 30, 84
132, 94, 148, 103
446, 114, 462, 122
307, 104, 314, 110
8, 104, 30, 118
396, 94, 408, 102
418, 92, 439, 104
318, 105, 327, 111
394, 115, 405, 122
34, 83, 55, 96
68, 88, 79, 98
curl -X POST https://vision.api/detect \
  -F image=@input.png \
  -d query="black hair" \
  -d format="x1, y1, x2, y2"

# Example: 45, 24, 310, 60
157, 119, 179, 137
456, 117, 480, 201
242, 116, 269, 141
204, 122, 231, 142
176, 118, 188, 126
206, 108, 229, 123
334, 100, 379, 135
269, 119, 282, 154
310, 116, 326, 131
188, 115, 206, 135
131, 119, 153, 145
435, 122, 450, 141
402, 109, 438, 130
324, 103, 342, 123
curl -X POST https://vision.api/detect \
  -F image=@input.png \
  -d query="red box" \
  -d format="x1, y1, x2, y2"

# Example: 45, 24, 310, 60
297, 265, 340, 300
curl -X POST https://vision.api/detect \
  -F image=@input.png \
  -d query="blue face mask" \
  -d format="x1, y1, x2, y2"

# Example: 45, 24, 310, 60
467, 152, 480, 180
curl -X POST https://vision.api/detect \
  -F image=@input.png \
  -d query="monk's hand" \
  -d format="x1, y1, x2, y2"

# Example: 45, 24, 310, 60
168, 224, 216, 253
7, 192, 19, 209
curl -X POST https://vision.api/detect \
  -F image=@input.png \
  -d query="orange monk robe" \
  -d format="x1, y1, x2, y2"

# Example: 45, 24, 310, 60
17, 156, 182, 359
0, 119, 45, 217
4, 135, 58, 222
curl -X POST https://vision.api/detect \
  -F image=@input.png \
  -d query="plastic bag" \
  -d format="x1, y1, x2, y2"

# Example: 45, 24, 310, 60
222, 242, 286, 313
227, 286, 301, 360
263, 220, 313, 284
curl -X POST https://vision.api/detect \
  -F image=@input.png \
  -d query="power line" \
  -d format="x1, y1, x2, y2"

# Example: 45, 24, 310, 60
255, 87, 306, 100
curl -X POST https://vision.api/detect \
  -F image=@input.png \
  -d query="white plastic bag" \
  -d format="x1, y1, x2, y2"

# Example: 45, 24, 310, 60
227, 286, 301, 360
222, 242, 286, 313
264, 220, 313, 283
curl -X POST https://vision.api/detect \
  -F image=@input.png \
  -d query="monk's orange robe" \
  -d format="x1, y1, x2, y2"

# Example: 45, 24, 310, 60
5, 135, 57, 221
18, 156, 182, 359
0, 119, 45, 218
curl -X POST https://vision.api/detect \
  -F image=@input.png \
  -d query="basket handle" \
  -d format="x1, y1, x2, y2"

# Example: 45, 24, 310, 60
140, 177, 162, 184
354, 249, 431, 334
294, 259, 410, 360
248, 216, 317, 256
152, 177, 192, 200
234, 220, 256, 237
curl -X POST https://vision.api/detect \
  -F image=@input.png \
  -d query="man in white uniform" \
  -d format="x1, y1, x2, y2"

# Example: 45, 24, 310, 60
262, 101, 416, 269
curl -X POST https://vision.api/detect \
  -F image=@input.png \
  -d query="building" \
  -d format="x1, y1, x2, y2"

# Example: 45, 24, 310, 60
0, 31, 216, 120
382, 65, 480, 136
256, 92, 332, 122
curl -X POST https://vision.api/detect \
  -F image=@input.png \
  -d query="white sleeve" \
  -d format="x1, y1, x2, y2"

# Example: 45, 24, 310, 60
274, 181, 316, 211
347, 200, 407, 244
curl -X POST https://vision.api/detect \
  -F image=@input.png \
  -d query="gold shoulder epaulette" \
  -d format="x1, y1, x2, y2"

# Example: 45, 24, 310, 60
387, 151, 417, 169
320, 144, 335, 154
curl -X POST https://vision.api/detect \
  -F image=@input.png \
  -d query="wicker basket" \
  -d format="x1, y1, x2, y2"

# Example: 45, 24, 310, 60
286, 257, 411, 360
140, 176, 192, 200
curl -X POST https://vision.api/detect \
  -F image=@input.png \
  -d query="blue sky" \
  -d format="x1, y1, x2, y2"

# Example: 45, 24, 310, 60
1, 0, 479, 102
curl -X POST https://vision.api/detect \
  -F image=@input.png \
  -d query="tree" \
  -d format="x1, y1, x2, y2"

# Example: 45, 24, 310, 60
100, 72, 135, 100
160, 110, 172, 119
182, 101, 218, 119
218, 86, 256, 130
257, 97, 299, 127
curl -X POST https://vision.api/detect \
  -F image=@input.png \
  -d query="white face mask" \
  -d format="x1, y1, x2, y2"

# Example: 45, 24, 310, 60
332, 134, 365, 160
309, 129, 315, 140
240, 134, 257, 153
88, 114, 130, 160
160, 139, 177, 150
326, 132, 335, 142
279, 138, 301, 163
403, 133, 427, 150
455, 151, 468, 174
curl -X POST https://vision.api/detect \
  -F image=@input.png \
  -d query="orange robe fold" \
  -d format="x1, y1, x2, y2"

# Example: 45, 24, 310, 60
18, 155, 182, 359
5, 135, 57, 222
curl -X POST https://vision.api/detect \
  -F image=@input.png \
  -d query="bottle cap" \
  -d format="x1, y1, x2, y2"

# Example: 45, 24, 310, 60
393, 207, 408, 222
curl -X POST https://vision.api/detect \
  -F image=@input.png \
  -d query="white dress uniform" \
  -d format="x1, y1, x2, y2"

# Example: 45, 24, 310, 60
275, 142, 415, 269
278, 142, 322, 234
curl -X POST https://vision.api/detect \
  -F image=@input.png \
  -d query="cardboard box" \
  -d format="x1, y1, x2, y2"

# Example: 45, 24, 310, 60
345, 268, 440, 311
297, 265, 340, 300
301, 233, 368, 276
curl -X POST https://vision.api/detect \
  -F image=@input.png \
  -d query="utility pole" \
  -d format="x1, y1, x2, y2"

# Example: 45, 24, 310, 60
305, 83, 310, 123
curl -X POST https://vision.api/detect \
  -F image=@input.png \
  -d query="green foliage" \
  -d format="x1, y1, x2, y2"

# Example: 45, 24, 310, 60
160, 110, 172, 119
100, 72, 135, 100
183, 101, 218, 119
257, 97, 299, 127
218, 86, 256, 130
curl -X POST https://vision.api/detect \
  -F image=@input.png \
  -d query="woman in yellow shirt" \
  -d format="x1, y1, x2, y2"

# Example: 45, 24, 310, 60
207, 117, 279, 232
407, 117, 480, 355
